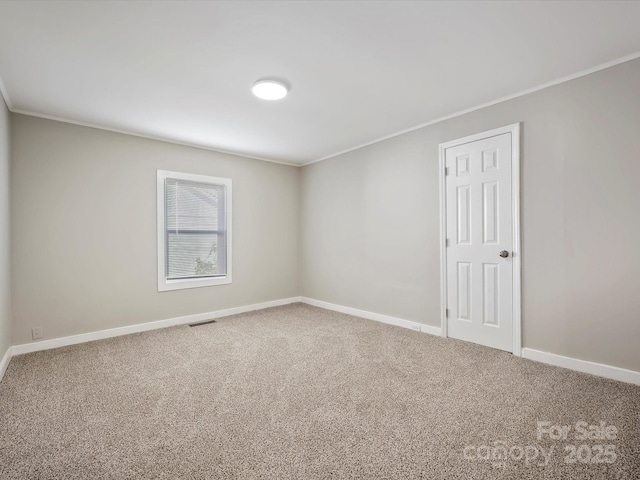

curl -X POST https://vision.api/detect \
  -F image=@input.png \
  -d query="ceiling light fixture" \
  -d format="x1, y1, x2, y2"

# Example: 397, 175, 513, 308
251, 79, 289, 100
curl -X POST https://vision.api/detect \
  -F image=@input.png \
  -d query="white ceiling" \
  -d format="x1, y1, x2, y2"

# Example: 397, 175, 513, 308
0, 1, 639, 166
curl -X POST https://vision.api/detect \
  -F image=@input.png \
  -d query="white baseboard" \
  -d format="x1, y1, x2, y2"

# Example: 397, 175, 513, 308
300, 297, 442, 337
11, 297, 302, 357
6, 297, 638, 387
0, 346, 13, 382
213, 297, 301, 319
522, 348, 640, 386
300, 298, 640, 386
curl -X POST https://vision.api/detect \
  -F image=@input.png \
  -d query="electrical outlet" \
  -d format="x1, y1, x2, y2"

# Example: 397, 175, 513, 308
31, 327, 43, 340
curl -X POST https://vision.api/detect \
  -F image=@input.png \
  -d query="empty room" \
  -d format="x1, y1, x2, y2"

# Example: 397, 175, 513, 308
0, 1, 639, 478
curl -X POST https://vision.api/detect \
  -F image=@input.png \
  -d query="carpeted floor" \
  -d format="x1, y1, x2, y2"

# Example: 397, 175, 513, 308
0, 303, 638, 479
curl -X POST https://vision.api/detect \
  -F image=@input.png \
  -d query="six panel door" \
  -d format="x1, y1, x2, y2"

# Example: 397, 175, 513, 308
445, 133, 513, 352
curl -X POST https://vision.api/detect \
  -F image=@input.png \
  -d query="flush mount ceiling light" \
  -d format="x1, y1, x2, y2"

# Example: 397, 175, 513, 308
251, 79, 289, 100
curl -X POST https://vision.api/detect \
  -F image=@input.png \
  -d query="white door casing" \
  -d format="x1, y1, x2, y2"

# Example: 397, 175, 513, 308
439, 124, 521, 354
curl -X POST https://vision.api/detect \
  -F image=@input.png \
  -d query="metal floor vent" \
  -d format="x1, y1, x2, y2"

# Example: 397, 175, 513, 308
188, 319, 217, 327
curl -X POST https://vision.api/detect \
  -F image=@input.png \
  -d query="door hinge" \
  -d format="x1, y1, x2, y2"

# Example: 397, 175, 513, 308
445, 238, 450, 247
445, 308, 448, 318
444, 166, 449, 176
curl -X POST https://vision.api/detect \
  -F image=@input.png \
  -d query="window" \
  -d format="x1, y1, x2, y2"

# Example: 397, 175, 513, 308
157, 170, 232, 291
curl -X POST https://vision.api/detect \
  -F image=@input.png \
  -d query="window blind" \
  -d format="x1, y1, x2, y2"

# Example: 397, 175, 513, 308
165, 178, 227, 280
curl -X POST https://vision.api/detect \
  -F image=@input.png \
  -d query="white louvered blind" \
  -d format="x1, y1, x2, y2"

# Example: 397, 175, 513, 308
165, 179, 227, 280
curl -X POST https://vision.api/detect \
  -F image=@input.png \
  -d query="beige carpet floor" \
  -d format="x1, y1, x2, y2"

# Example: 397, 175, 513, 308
0, 303, 638, 479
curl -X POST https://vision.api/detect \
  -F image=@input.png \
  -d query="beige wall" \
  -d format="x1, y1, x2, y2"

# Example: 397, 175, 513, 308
301, 59, 640, 372
7, 59, 640, 373
11, 115, 300, 345
0, 96, 10, 361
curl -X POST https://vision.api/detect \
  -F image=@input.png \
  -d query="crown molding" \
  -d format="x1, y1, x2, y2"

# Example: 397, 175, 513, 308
302, 50, 640, 167
3, 50, 640, 168
9, 108, 300, 167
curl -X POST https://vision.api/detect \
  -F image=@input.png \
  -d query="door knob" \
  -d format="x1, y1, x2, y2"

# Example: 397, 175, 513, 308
499, 250, 509, 258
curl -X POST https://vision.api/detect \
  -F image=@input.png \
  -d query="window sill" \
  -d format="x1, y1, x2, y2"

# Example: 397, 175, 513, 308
158, 275, 232, 292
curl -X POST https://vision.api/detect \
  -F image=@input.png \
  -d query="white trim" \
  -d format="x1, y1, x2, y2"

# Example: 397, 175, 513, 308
157, 170, 233, 291
300, 298, 639, 385
511, 126, 522, 356
300, 297, 442, 336
302, 51, 640, 166
418, 323, 442, 337
3, 52, 638, 170
5, 52, 640, 168
439, 143, 448, 339
6, 299, 639, 386
438, 123, 522, 355
10, 109, 299, 167
0, 346, 13, 382
210, 297, 297, 318
522, 348, 640, 386
11, 297, 302, 356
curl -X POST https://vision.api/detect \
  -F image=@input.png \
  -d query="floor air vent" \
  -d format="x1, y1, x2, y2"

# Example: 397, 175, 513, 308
188, 319, 217, 327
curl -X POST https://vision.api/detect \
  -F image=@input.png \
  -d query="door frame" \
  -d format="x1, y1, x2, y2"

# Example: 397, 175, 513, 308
438, 123, 522, 356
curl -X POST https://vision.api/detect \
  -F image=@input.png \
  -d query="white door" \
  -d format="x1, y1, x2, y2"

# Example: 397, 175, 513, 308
443, 129, 517, 352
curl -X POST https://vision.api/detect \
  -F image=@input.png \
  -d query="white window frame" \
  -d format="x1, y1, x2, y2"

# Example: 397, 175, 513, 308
157, 170, 232, 291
